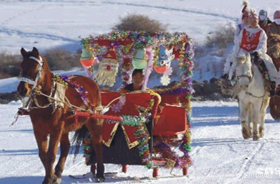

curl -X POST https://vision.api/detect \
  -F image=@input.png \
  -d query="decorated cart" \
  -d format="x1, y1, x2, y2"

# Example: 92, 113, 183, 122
77, 31, 194, 177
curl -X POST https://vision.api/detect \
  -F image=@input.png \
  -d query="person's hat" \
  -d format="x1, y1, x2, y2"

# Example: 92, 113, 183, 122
103, 46, 117, 60
274, 10, 280, 19
249, 12, 259, 20
259, 9, 267, 16
241, 1, 249, 19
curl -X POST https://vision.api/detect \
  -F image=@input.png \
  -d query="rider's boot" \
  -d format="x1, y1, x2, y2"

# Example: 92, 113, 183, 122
221, 73, 229, 80
270, 81, 276, 96
275, 84, 280, 96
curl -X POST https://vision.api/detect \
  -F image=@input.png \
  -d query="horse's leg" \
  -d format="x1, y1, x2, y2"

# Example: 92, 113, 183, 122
247, 104, 253, 137
86, 118, 104, 182
252, 104, 261, 141
55, 133, 70, 181
43, 130, 63, 184
239, 102, 250, 139
259, 111, 265, 138
33, 130, 48, 169
259, 97, 270, 138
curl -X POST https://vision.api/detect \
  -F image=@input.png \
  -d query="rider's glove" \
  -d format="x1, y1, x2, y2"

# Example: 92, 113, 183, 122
251, 51, 260, 63
221, 73, 229, 80
251, 51, 260, 58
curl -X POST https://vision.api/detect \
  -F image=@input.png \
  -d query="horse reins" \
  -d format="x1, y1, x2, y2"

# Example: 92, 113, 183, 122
17, 56, 44, 109
236, 74, 252, 83
233, 60, 268, 99
236, 73, 266, 98
16, 56, 124, 120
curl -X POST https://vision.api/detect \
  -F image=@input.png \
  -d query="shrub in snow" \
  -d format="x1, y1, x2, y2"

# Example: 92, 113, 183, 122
114, 14, 167, 32
0, 52, 21, 79
43, 49, 81, 71
206, 22, 235, 48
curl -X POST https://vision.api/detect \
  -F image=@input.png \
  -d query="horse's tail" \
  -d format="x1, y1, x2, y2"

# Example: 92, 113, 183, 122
71, 125, 89, 157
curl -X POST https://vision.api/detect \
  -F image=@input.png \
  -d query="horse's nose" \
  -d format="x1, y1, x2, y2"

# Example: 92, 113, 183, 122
17, 82, 29, 97
240, 84, 248, 90
22, 88, 27, 95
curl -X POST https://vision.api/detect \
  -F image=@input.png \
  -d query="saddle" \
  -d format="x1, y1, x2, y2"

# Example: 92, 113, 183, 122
250, 53, 272, 93
251, 53, 269, 80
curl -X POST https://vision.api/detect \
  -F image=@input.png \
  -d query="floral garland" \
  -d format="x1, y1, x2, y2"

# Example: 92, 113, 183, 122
58, 75, 96, 111
82, 114, 151, 168
153, 135, 192, 168
83, 132, 93, 159
81, 31, 194, 61
134, 125, 152, 169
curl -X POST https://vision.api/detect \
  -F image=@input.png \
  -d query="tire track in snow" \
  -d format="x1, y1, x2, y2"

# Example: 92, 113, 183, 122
224, 141, 265, 184
0, 27, 77, 43
102, 1, 238, 22
0, 4, 77, 44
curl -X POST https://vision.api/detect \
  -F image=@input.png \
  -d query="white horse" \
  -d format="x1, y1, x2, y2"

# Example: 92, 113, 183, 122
233, 54, 270, 140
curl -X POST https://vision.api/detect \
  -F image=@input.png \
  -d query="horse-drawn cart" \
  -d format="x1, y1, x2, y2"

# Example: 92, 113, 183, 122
76, 31, 194, 178
16, 31, 194, 183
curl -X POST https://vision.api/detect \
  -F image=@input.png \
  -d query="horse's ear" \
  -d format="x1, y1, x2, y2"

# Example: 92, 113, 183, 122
32, 47, 40, 58
20, 48, 27, 56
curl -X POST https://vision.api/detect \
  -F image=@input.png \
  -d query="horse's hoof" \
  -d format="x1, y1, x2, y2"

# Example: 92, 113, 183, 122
242, 129, 251, 139
253, 136, 260, 141
259, 128, 264, 138
43, 178, 54, 184
95, 177, 105, 183
243, 135, 250, 139
242, 133, 251, 139
53, 178, 61, 184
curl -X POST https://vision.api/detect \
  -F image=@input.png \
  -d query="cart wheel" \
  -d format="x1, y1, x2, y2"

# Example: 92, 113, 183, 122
91, 164, 96, 177
122, 164, 127, 173
153, 167, 158, 177
183, 167, 187, 176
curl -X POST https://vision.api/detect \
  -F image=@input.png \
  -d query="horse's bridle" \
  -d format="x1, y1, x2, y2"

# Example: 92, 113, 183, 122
236, 74, 252, 83
18, 56, 44, 90
236, 62, 267, 98
18, 56, 45, 110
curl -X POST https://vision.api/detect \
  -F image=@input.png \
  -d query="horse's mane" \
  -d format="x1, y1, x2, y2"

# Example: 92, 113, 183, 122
235, 55, 250, 65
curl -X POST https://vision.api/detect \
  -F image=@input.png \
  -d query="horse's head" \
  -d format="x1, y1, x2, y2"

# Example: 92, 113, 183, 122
268, 34, 280, 59
235, 54, 252, 90
17, 47, 47, 97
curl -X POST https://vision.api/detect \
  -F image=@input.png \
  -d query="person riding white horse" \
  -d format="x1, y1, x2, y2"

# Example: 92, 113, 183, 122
222, 1, 250, 79
234, 54, 270, 140
226, 11, 280, 96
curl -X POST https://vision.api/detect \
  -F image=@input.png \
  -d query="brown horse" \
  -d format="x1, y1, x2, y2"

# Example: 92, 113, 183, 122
17, 47, 104, 184
267, 34, 280, 70
267, 34, 280, 120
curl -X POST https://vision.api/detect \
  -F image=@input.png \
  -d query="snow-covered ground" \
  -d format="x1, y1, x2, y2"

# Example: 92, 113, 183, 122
1, 0, 280, 184
2, 101, 280, 184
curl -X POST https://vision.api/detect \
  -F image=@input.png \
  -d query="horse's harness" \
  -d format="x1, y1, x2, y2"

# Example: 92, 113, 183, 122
19, 56, 44, 90
235, 56, 267, 99
17, 56, 49, 110
17, 56, 90, 113
236, 74, 252, 83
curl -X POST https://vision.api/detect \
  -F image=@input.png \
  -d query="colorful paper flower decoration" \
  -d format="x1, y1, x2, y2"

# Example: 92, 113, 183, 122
160, 75, 171, 86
